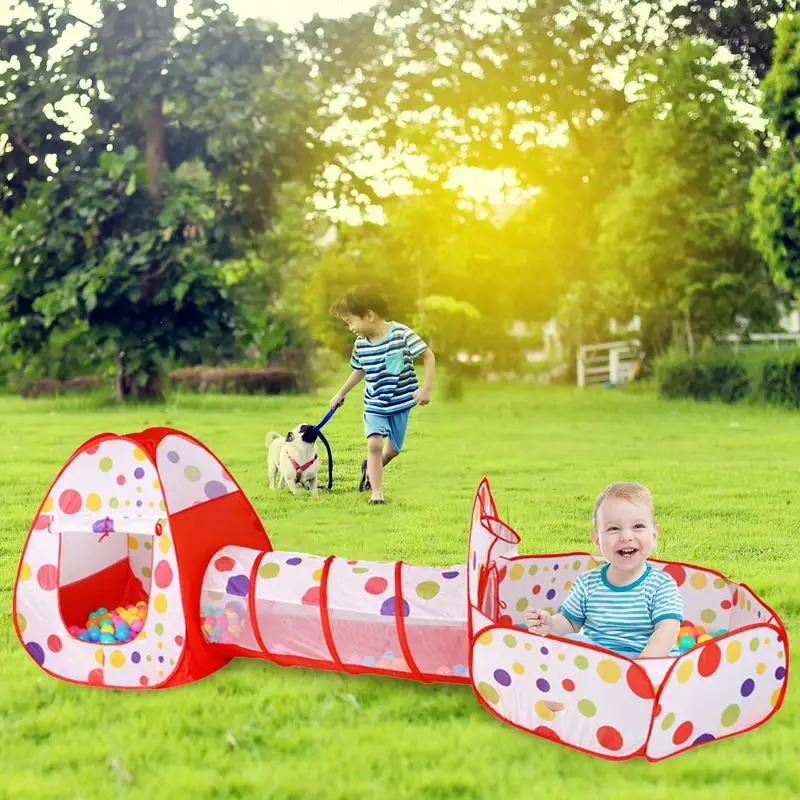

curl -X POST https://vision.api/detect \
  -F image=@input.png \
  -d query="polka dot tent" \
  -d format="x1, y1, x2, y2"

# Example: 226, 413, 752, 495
13, 455, 789, 761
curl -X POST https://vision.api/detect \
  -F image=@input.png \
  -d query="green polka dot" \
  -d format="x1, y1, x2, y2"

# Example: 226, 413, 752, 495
700, 608, 716, 624
416, 581, 440, 600
146, 655, 152, 663
572, 560, 582, 570
528, 565, 538, 575
575, 655, 589, 669
260, 563, 280, 579
539, 663, 548, 672
155, 623, 164, 635
516, 598, 529, 612
661, 712, 676, 731
137, 486, 143, 493
184, 465, 201, 481
478, 682, 499, 704
749, 637, 760, 652
99, 457, 113, 472
109, 498, 119, 509
17, 613, 26, 634
714, 578, 727, 589
143, 541, 152, 550
503, 634, 517, 648
352, 567, 369, 574
577, 699, 597, 717
721, 704, 741, 727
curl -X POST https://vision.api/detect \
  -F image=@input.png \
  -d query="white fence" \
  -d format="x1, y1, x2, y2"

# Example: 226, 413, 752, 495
577, 340, 642, 389
720, 333, 800, 352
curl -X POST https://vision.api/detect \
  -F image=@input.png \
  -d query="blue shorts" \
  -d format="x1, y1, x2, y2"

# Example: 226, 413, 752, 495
364, 409, 411, 454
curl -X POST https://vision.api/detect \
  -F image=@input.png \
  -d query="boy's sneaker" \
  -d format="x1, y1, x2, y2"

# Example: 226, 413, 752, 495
359, 459, 371, 492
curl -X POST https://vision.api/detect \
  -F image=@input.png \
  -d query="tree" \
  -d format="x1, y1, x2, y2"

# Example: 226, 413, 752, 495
0, 0, 325, 398
598, 40, 776, 357
751, 12, 800, 293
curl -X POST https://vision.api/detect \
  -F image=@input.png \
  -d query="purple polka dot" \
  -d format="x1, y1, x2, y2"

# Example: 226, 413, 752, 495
158, 656, 164, 663
132, 652, 141, 664
92, 517, 115, 533
380, 597, 410, 617
536, 678, 550, 692
26, 642, 44, 666
204, 480, 226, 500
442, 571, 459, 579
226, 574, 250, 597
167, 451, 180, 463
776, 666, 786, 681
546, 589, 556, 600
741, 678, 755, 697
287, 557, 302, 566
757, 611, 762, 618
134, 467, 145, 479
494, 669, 511, 686
693, 733, 715, 745
472, 552, 476, 570
136, 500, 142, 507
778, 635, 783, 643
553, 564, 559, 571
540, 646, 549, 655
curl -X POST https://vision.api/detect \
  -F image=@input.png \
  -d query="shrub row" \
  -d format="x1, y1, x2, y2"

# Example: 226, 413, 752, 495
21, 375, 104, 398
655, 349, 800, 406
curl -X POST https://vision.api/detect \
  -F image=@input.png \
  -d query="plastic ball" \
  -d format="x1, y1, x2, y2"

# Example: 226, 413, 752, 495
97, 607, 108, 614
711, 629, 728, 637
88, 627, 101, 642
88, 611, 100, 620
130, 619, 144, 633
694, 626, 707, 636
78, 631, 90, 641
678, 635, 696, 652
115, 624, 130, 641
100, 633, 115, 644
697, 634, 713, 643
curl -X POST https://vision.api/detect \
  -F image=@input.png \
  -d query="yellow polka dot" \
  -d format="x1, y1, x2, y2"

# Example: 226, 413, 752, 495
133, 447, 147, 461
756, 662, 766, 675
110, 651, 125, 668
158, 642, 163, 649
43, 497, 54, 512
477, 631, 493, 646
152, 480, 161, 490
128, 536, 139, 550
95, 649, 105, 665
154, 594, 167, 614
597, 659, 621, 683
524, 642, 532, 651
543, 566, 549, 572
564, 581, 572, 591
159, 671, 164, 678
17, 613, 26, 633
19, 563, 31, 582
125, 500, 131, 507
557, 653, 565, 661
510, 563, 524, 581
726, 640, 742, 663
771, 688, 781, 706
690, 572, 707, 590
677, 660, 694, 683
159, 501, 165, 511
148, 502, 154, 508
512, 662, 525, 675
535, 701, 556, 721
86, 493, 102, 512
763, 637, 770, 645
158, 535, 172, 554
312, 568, 323, 582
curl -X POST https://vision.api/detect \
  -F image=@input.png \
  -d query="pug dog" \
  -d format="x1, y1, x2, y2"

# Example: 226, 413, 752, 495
266, 424, 320, 495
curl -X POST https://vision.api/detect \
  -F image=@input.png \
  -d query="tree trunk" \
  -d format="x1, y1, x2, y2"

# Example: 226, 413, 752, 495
116, 350, 163, 401
685, 306, 696, 359
144, 96, 166, 202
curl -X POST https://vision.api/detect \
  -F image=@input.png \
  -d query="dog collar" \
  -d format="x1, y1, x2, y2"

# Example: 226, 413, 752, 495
288, 453, 318, 484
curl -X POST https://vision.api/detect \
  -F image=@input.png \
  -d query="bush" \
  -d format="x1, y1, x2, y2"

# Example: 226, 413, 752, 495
759, 353, 800, 408
168, 367, 298, 394
20, 375, 105, 398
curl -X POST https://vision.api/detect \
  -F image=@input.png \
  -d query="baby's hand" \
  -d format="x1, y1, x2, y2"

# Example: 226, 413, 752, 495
525, 608, 552, 635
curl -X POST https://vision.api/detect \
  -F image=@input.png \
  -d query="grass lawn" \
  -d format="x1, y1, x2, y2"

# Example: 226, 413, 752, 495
1, 383, 798, 799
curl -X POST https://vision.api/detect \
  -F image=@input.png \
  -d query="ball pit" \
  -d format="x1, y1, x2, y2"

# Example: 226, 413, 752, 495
68, 601, 148, 645
676, 620, 728, 653
201, 601, 247, 644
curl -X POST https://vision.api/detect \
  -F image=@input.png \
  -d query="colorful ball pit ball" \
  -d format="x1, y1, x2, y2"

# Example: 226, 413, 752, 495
676, 620, 728, 653
70, 603, 148, 645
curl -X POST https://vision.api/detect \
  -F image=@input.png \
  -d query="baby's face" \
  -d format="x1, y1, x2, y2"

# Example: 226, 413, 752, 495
592, 497, 658, 574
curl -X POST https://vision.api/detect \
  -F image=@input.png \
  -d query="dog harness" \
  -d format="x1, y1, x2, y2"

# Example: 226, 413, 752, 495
288, 453, 318, 484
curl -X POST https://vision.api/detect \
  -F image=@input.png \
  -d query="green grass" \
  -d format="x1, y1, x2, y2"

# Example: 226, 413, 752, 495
1, 383, 798, 799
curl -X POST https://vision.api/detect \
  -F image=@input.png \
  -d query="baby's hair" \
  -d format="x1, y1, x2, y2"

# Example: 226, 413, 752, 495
593, 482, 654, 529
329, 286, 389, 319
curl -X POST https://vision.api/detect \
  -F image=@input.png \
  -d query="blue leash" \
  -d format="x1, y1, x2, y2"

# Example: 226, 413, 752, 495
304, 404, 339, 491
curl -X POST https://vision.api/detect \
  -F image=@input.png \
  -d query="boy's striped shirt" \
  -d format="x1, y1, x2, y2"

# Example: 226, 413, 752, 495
559, 563, 683, 657
350, 322, 428, 415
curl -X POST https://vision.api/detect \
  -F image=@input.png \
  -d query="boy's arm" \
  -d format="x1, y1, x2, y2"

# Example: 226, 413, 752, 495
413, 348, 436, 406
639, 618, 680, 658
330, 369, 365, 408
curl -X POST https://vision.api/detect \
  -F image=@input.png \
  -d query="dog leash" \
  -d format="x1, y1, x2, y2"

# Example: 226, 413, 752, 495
300, 404, 339, 491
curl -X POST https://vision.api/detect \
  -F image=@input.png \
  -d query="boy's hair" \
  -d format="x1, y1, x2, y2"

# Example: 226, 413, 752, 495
329, 286, 389, 319
593, 482, 654, 529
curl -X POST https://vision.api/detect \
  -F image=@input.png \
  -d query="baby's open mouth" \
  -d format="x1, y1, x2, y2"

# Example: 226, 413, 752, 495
617, 547, 639, 559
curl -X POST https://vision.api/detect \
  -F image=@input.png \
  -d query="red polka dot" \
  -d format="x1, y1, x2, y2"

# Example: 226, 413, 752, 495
698, 642, 722, 678
214, 556, 235, 572
222, 470, 234, 483
562, 678, 575, 692
175, 635, 184, 646
732, 588, 739, 605
154, 560, 174, 589
37, 564, 58, 591
672, 721, 694, 745
721, 600, 732, 609
302, 586, 321, 606
86, 444, 100, 454
533, 725, 562, 743
597, 726, 624, 751
47, 635, 62, 652
139, 676, 149, 687
662, 564, 686, 586
654, 704, 662, 717
626, 664, 655, 699
347, 560, 358, 565
532, 585, 542, 595
88, 668, 104, 686
58, 489, 82, 514
33, 514, 51, 530
498, 614, 512, 626
365, 577, 389, 595
116, 475, 126, 486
